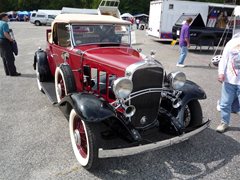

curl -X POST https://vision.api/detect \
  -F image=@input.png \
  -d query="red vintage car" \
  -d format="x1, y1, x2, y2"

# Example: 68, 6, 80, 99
33, 14, 210, 170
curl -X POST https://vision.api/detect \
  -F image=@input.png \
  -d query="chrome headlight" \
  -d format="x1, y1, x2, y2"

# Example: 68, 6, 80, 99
113, 77, 133, 99
168, 71, 186, 89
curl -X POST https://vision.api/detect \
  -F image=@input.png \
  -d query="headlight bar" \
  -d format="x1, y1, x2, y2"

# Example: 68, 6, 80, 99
111, 88, 183, 109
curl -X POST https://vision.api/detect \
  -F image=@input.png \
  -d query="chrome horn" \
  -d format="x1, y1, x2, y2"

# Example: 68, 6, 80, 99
123, 104, 136, 117
172, 98, 182, 108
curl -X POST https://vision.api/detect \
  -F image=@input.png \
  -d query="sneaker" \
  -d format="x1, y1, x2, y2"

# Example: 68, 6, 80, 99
216, 122, 228, 133
176, 64, 185, 67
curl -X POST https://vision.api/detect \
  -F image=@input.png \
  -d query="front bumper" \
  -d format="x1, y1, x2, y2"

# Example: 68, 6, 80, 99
98, 119, 210, 158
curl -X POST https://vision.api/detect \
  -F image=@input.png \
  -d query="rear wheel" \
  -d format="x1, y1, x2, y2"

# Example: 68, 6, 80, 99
69, 109, 98, 169
35, 50, 51, 92
35, 21, 41, 26
55, 64, 76, 102
36, 63, 44, 93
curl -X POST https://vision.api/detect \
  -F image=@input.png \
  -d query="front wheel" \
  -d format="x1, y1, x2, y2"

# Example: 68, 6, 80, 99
185, 100, 203, 127
35, 21, 41, 26
140, 25, 144, 30
158, 100, 203, 134
69, 109, 99, 169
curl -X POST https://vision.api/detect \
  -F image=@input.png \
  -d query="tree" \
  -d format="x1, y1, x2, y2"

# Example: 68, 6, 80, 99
1, 0, 240, 13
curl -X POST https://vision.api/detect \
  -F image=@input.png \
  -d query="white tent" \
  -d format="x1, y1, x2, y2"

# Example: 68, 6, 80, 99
120, 13, 133, 18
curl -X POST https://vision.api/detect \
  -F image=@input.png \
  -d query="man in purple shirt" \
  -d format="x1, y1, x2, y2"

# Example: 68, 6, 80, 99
177, 17, 192, 67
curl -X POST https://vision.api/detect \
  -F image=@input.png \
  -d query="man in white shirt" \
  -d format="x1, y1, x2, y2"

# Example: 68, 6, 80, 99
136, 19, 140, 29
216, 34, 240, 133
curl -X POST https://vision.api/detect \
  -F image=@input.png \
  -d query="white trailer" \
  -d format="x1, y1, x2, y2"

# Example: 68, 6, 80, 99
147, 0, 236, 40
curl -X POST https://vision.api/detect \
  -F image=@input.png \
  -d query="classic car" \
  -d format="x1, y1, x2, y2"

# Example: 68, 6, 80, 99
33, 14, 210, 170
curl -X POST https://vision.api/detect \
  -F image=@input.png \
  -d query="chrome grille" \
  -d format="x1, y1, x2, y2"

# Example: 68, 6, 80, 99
130, 67, 164, 129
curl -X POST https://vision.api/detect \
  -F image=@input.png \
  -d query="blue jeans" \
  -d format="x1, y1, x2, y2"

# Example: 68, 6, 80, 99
220, 82, 240, 125
178, 46, 188, 64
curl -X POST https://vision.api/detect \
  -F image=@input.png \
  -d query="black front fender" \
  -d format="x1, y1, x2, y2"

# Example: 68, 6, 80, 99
176, 80, 206, 129
70, 93, 116, 122
180, 80, 206, 106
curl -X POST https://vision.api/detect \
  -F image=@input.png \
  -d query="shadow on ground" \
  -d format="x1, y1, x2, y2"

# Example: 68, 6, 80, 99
185, 64, 215, 69
88, 129, 240, 179
18, 73, 36, 79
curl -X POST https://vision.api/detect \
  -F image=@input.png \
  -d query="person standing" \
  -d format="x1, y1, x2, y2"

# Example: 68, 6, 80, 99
0, 13, 20, 76
215, 11, 228, 29
216, 35, 240, 133
176, 17, 192, 67
136, 18, 140, 29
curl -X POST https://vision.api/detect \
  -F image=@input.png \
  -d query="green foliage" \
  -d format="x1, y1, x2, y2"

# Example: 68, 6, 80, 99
0, 0, 239, 14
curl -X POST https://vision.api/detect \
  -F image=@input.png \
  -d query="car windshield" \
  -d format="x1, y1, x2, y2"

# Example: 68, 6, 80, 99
71, 24, 131, 46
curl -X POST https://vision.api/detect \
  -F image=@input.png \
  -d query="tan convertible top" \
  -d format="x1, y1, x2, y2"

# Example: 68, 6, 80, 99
53, 14, 131, 25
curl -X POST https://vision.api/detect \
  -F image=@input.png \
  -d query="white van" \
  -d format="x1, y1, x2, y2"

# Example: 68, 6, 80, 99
30, 12, 57, 26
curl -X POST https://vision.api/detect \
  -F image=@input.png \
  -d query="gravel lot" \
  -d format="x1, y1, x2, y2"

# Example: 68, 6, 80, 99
0, 22, 240, 180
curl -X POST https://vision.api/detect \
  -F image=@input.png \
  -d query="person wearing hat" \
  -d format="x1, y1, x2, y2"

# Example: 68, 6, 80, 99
0, 12, 20, 76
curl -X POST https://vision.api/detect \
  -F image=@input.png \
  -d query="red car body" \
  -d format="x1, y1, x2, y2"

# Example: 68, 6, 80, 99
34, 14, 210, 170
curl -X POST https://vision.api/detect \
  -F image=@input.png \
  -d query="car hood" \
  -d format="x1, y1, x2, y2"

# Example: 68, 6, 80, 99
83, 47, 143, 71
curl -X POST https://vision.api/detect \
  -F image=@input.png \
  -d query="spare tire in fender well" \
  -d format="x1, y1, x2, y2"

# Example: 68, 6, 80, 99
34, 49, 52, 82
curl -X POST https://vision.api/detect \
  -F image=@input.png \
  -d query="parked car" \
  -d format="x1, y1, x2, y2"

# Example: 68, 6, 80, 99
33, 14, 210, 170
30, 12, 57, 26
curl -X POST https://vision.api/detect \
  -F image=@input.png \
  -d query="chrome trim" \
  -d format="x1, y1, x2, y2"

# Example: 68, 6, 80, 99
110, 88, 176, 106
125, 59, 164, 80
126, 88, 164, 102
98, 119, 210, 158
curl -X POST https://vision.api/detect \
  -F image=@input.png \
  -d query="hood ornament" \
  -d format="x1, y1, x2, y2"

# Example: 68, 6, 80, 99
144, 50, 156, 64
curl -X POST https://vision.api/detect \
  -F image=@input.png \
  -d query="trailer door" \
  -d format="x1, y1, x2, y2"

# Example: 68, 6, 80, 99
147, 1, 162, 38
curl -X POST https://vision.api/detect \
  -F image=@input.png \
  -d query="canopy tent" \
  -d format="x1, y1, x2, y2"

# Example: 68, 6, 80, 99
133, 14, 149, 18
17, 11, 29, 15
133, 13, 149, 24
120, 13, 133, 18
17, 11, 30, 21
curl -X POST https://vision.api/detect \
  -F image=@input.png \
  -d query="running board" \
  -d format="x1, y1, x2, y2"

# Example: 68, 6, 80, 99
40, 81, 58, 104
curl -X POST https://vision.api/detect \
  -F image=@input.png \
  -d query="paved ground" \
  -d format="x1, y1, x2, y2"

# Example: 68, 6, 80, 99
0, 22, 240, 180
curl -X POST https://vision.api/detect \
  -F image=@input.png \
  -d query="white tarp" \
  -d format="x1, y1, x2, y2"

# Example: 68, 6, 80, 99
120, 13, 133, 18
